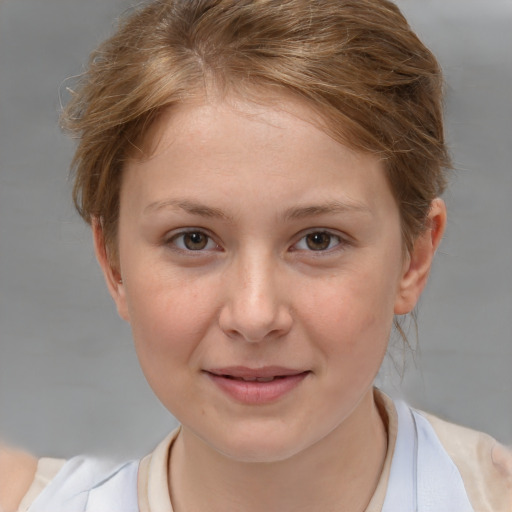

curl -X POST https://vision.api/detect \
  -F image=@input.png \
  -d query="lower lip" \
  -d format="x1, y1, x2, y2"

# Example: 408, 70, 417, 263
206, 372, 309, 404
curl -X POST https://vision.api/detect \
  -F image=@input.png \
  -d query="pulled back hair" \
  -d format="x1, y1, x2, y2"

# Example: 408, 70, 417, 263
63, 0, 450, 258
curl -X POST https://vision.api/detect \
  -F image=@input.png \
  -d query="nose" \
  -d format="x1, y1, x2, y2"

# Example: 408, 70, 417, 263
218, 252, 293, 343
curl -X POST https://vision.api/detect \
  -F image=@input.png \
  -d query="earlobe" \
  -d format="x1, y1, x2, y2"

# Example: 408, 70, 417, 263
394, 198, 447, 315
92, 219, 130, 321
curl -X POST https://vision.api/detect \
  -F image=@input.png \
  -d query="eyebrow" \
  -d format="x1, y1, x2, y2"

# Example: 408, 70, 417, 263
143, 199, 230, 220
282, 200, 372, 221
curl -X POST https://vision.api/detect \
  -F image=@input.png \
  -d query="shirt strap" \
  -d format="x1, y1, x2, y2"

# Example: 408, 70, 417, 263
27, 456, 139, 512
382, 400, 474, 512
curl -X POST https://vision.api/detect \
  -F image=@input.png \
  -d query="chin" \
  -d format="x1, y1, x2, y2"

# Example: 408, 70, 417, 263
218, 440, 305, 464
199, 421, 318, 464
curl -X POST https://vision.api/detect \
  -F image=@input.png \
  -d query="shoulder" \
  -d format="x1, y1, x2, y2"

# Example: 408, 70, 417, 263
420, 410, 512, 512
0, 445, 38, 512
19, 456, 138, 512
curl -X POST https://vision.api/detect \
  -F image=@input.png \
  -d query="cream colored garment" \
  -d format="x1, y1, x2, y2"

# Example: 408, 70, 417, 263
424, 411, 512, 512
20, 390, 512, 511
18, 458, 65, 512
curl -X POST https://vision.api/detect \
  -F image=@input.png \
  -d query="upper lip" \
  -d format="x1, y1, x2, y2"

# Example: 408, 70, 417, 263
206, 366, 309, 379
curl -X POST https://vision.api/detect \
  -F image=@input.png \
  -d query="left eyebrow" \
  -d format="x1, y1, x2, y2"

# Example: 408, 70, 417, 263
282, 200, 373, 221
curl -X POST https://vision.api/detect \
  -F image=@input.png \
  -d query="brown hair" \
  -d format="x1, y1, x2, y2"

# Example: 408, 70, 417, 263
63, 0, 450, 259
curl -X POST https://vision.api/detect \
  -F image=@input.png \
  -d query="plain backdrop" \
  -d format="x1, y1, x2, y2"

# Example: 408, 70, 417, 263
0, 0, 511, 460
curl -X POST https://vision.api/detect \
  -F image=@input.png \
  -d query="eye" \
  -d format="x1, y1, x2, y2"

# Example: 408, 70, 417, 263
293, 231, 342, 252
169, 231, 218, 251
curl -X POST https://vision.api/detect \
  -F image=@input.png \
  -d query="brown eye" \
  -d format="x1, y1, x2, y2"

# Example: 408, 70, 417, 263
183, 232, 209, 250
305, 232, 332, 251
168, 230, 219, 253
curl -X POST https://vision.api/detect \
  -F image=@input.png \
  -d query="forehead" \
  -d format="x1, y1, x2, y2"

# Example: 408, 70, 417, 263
134, 93, 373, 176
135, 86, 361, 158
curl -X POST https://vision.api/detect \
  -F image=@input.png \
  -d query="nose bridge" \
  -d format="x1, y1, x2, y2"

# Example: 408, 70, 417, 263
219, 246, 291, 342
240, 250, 276, 312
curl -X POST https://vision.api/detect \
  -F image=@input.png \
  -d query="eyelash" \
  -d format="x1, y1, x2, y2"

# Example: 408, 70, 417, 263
165, 229, 347, 254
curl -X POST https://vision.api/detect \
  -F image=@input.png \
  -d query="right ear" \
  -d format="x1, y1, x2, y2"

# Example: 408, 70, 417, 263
92, 218, 129, 321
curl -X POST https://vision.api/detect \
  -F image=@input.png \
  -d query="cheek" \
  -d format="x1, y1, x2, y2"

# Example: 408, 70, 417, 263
123, 268, 219, 379
299, 266, 397, 366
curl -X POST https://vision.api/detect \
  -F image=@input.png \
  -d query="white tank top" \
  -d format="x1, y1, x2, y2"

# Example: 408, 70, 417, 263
27, 457, 139, 512
27, 400, 474, 512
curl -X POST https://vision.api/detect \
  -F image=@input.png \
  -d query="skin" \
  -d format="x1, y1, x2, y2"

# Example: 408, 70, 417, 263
0, 445, 37, 512
93, 95, 446, 511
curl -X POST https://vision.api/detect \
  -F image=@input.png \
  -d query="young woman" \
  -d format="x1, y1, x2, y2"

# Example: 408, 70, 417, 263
1, 0, 511, 511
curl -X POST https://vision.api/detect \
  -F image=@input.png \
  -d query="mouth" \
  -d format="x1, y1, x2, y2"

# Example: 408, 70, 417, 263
206, 366, 309, 379
219, 375, 289, 383
204, 367, 310, 404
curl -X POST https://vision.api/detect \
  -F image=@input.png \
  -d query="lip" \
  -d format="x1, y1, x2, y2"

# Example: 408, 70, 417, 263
204, 366, 310, 404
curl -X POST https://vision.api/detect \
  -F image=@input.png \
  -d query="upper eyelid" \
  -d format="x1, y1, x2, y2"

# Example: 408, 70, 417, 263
166, 227, 214, 240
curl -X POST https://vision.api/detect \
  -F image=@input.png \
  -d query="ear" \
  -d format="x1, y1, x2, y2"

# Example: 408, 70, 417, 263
394, 198, 447, 315
92, 218, 130, 321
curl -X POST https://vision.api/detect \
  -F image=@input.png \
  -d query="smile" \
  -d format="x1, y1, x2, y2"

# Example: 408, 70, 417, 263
204, 367, 310, 404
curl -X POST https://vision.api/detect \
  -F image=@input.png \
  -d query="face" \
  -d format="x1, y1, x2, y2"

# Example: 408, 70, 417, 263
97, 95, 434, 463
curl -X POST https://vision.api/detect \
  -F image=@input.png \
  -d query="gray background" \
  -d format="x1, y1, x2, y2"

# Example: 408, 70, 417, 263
0, 0, 511, 460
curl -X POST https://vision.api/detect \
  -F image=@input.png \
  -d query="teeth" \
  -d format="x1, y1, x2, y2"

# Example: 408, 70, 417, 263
219, 374, 283, 382
256, 377, 275, 382
239, 376, 275, 382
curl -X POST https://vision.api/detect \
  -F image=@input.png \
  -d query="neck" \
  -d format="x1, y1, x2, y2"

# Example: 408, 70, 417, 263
169, 389, 387, 512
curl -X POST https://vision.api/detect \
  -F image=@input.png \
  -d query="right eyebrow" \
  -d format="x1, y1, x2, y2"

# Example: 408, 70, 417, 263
143, 199, 231, 221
